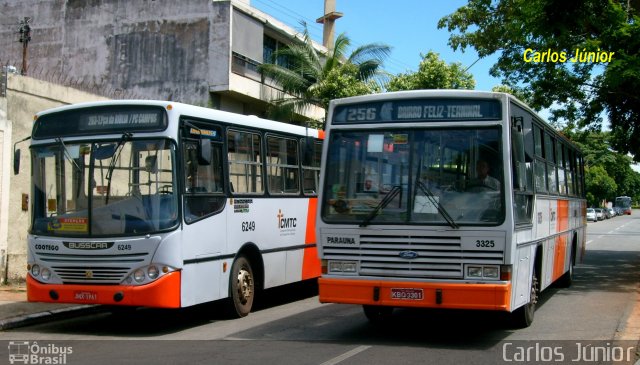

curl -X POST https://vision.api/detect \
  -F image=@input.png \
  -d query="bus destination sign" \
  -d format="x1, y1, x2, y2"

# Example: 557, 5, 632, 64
80, 112, 161, 131
33, 105, 167, 139
332, 98, 501, 124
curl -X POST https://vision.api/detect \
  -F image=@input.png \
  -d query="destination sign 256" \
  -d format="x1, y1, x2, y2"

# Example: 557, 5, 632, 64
333, 98, 501, 124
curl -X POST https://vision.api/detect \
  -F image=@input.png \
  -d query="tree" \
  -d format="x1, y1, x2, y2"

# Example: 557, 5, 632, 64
438, 0, 640, 160
566, 128, 640, 203
259, 25, 390, 127
585, 165, 617, 206
386, 51, 475, 91
491, 85, 533, 106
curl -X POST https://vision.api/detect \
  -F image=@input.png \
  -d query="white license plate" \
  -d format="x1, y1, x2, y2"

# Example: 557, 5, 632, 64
73, 291, 98, 301
390, 288, 423, 300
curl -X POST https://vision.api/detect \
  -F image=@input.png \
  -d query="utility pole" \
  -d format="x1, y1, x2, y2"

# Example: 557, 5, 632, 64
315, 0, 343, 51
19, 17, 31, 76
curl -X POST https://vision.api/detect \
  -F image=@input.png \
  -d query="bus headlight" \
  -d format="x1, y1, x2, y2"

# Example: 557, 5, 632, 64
465, 264, 501, 280
147, 266, 159, 280
328, 260, 357, 274
31, 264, 41, 277
483, 266, 499, 279
124, 265, 176, 285
467, 266, 482, 278
41, 268, 51, 281
133, 269, 146, 283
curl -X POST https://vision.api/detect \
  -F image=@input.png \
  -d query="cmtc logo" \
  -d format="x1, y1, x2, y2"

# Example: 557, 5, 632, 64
276, 209, 297, 229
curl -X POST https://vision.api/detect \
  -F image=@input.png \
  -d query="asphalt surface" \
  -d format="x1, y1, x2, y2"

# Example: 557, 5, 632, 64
0, 284, 104, 331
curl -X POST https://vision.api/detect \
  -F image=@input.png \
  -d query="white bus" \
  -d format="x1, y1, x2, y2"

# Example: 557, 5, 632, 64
316, 90, 587, 327
20, 100, 323, 317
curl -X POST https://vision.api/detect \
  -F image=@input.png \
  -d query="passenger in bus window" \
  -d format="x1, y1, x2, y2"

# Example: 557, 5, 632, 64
469, 159, 501, 191
363, 177, 378, 192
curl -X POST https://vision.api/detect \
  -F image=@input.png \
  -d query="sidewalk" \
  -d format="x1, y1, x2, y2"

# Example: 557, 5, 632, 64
0, 283, 102, 331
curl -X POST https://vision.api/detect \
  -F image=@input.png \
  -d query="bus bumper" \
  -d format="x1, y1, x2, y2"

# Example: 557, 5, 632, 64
319, 277, 511, 311
27, 271, 181, 308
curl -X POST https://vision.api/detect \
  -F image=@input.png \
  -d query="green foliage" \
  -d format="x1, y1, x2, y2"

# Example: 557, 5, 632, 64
567, 128, 640, 203
259, 25, 390, 126
585, 165, 618, 206
491, 85, 533, 106
439, 0, 640, 160
387, 51, 475, 91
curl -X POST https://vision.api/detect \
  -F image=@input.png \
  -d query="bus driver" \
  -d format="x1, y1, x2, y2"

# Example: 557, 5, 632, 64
471, 159, 500, 191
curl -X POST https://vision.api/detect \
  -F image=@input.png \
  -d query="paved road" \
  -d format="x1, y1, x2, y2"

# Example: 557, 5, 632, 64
1, 214, 639, 365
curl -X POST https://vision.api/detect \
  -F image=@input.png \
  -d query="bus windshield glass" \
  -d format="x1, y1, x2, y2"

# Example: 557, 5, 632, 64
321, 127, 504, 226
31, 138, 178, 237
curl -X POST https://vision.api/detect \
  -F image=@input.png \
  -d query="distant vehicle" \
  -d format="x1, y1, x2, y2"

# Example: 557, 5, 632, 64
594, 208, 605, 221
586, 208, 597, 222
615, 196, 632, 215
607, 208, 616, 217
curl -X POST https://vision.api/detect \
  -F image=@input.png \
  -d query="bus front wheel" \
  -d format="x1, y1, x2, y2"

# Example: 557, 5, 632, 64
511, 268, 538, 328
229, 255, 255, 318
363, 305, 393, 323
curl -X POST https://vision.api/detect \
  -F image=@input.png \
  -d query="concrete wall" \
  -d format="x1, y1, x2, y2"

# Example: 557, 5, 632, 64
0, 74, 108, 283
0, 0, 223, 105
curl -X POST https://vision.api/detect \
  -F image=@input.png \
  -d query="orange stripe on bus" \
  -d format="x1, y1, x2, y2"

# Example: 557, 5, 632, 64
302, 198, 321, 279
553, 200, 570, 280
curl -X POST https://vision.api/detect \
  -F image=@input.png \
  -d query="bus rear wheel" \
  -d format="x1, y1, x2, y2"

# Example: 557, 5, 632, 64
229, 255, 255, 318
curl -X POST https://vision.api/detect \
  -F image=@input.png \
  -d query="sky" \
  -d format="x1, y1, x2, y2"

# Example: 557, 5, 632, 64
251, 0, 502, 91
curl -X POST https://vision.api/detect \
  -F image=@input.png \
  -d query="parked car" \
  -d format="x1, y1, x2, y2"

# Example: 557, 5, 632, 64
586, 208, 597, 222
607, 208, 616, 217
594, 208, 605, 221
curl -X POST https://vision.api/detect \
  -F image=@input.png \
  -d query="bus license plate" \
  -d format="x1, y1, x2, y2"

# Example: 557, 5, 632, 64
391, 288, 423, 300
73, 291, 98, 301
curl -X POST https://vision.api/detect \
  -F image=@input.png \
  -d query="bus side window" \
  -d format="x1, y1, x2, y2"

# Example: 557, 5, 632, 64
183, 141, 225, 223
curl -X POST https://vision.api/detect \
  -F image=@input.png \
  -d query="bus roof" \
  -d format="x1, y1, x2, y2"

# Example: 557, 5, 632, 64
326, 90, 579, 152
35, 100, 322, 139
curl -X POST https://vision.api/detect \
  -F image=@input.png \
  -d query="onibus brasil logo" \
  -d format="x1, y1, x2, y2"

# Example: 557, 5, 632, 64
8, 341, 72, 364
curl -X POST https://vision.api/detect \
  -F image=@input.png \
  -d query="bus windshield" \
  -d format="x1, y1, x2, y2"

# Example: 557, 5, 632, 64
31, 138, 178, 237
321, 127, 504, 226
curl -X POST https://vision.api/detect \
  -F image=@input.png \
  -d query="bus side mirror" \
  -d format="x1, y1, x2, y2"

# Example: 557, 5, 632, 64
198, 138, 211, 165
13, 149, 20, 175
13, 136, 31, 175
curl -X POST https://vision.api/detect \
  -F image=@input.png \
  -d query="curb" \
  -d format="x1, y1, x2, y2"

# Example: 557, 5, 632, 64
0, 305, 107, 331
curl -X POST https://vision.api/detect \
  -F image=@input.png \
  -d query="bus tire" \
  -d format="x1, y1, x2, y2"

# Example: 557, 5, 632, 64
363, 305, 393, 324
556, 247, 575, 288
511, 268, 538, 328
229, 255, 255, 318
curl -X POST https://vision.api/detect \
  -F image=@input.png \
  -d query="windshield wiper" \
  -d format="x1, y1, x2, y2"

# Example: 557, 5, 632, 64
415, 180, 459, 229
56, 138, 81, 172
105, 133, 132, 204
359, 185, 402, 227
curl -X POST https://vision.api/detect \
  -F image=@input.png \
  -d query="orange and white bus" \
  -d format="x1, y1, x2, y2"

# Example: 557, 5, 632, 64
316, 90, 586, 327
20, 100, 322, 317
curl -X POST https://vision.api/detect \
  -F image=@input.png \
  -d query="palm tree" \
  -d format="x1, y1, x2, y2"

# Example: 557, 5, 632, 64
259, 25, 390, 127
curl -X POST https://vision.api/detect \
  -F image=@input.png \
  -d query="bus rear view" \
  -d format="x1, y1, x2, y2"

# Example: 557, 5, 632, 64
316, 90, 586, 328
